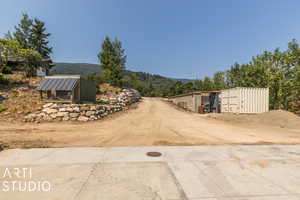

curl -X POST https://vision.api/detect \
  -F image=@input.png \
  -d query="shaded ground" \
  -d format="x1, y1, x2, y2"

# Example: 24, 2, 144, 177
1, 98, 300, 148
0, 146, 300, 199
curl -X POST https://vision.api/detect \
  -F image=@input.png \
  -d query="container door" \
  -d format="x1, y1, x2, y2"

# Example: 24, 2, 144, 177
221, 90, 229, 113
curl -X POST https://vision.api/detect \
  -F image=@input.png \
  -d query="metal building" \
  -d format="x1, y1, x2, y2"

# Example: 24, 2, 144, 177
36, 75, 96, 103
220, 87, 269, 114
169, 91, 220, 113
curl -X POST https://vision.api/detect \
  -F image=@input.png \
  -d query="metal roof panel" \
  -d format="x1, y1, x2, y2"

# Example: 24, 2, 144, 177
36, 78, 79, 91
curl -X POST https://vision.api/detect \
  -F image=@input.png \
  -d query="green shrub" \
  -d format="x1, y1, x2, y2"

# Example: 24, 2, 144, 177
1, 66, 12, 74
10, 89, 19, 97
0, 74, 9, 85
96, 99, 109, 105
0, 105, 7, 113
0, 143, 9, 151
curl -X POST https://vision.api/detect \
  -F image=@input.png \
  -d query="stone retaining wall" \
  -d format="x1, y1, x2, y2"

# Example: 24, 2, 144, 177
117, 88, 141, 106
24, 88, 141, 123
24, 103, 122, 122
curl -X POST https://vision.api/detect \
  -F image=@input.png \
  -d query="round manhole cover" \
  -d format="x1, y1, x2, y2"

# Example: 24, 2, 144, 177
146, 152, 162, 157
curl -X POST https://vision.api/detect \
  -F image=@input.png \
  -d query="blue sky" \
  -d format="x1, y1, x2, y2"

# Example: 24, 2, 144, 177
1, 0, 300, 79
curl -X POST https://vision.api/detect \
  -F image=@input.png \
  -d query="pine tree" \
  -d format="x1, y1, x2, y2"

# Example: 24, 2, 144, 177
4, 31, 14, 40
30, 18, 52, 58
13, 13, 33, 49
97, 36, 126, 86
7, 14, 52, 59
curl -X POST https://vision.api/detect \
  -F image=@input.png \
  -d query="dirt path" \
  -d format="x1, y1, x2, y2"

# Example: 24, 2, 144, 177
1, 98, 300, 148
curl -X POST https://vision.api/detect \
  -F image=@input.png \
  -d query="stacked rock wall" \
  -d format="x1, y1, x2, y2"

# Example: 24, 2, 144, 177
116, 88, 141, 106
25, 103, 122, 122
24, 88, 141, 123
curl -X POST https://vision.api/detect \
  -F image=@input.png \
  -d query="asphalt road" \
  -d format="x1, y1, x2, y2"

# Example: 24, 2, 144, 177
0, 145, 300, 199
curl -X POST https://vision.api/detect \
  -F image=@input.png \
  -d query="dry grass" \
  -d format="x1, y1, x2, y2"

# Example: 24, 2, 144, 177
0, 75, 44, 123
98, 83, 122, 94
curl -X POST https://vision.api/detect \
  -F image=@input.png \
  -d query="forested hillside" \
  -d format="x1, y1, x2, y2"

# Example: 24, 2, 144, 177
51, 62, 189, 97
50, 63, 102, 75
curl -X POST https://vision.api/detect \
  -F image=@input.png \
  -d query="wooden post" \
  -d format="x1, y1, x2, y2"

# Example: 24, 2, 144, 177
71, 89, 74, 104
78, 80, 80, 104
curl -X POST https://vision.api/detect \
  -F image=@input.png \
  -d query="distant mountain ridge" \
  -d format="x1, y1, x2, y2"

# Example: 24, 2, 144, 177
50, 63, 102, 75
50, 62, 192, 83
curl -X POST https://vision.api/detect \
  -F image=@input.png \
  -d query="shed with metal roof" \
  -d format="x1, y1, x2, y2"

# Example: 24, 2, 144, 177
36, 75, 96, 103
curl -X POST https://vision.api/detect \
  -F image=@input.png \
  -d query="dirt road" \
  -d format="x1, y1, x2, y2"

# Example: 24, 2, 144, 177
1, 98, 300, 148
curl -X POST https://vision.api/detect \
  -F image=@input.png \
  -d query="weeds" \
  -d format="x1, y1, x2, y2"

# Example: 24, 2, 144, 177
0, 105, 7, 113
0, 143, 9, 151
10, 89, 19, 97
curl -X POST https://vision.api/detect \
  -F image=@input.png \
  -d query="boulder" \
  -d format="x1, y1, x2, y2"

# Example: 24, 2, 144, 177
85, 111, 95, 117
90, 106, 97, 111
56, 112, 69, 117
73, 107, 80, 112
26, 113, 37, 119
70, 113, 79, 118
43, 103, 53, 108
89, 116, 97, 120
80, 106, 89, 111
59, 108, 67, 112
62, 116, 70, 121
78, 116, 89, 122
37, 113, 46, 118
43, 108, 58, 114
65, 107, 74, 112
43, 115, 52, 121
50, 103, 58, 109
50, 114, 58, 119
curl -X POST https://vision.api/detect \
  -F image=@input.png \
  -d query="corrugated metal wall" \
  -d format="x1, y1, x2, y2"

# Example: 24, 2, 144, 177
221, 87, 269, 114
80, 78, 96, 102
194, 94, 202, 112
171, 95, 195, 111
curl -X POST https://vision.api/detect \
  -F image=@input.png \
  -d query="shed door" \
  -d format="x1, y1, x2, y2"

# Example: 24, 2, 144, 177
80, 79, 96, 102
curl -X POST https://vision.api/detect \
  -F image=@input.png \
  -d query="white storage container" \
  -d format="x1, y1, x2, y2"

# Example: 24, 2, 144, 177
221, 87, 269, 114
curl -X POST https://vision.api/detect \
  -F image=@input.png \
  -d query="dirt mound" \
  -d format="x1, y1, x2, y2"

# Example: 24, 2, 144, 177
207, 110, 300, 129
255, 110, 300, 129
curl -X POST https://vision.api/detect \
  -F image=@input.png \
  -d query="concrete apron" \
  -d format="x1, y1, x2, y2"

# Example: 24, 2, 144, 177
0, 145, 299, 200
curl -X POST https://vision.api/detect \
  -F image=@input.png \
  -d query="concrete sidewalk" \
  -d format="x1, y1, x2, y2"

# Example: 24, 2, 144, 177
0, 145, 299, 199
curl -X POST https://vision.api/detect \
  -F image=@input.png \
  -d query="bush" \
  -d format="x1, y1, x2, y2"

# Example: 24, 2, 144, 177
0, 143, 9, 151
0, 74, 9, 85
0, 105, 7, 113
86, 73, 105, 85
10, 89, 19, 97
1, 66, 12, 74
96, 99, 109, 105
